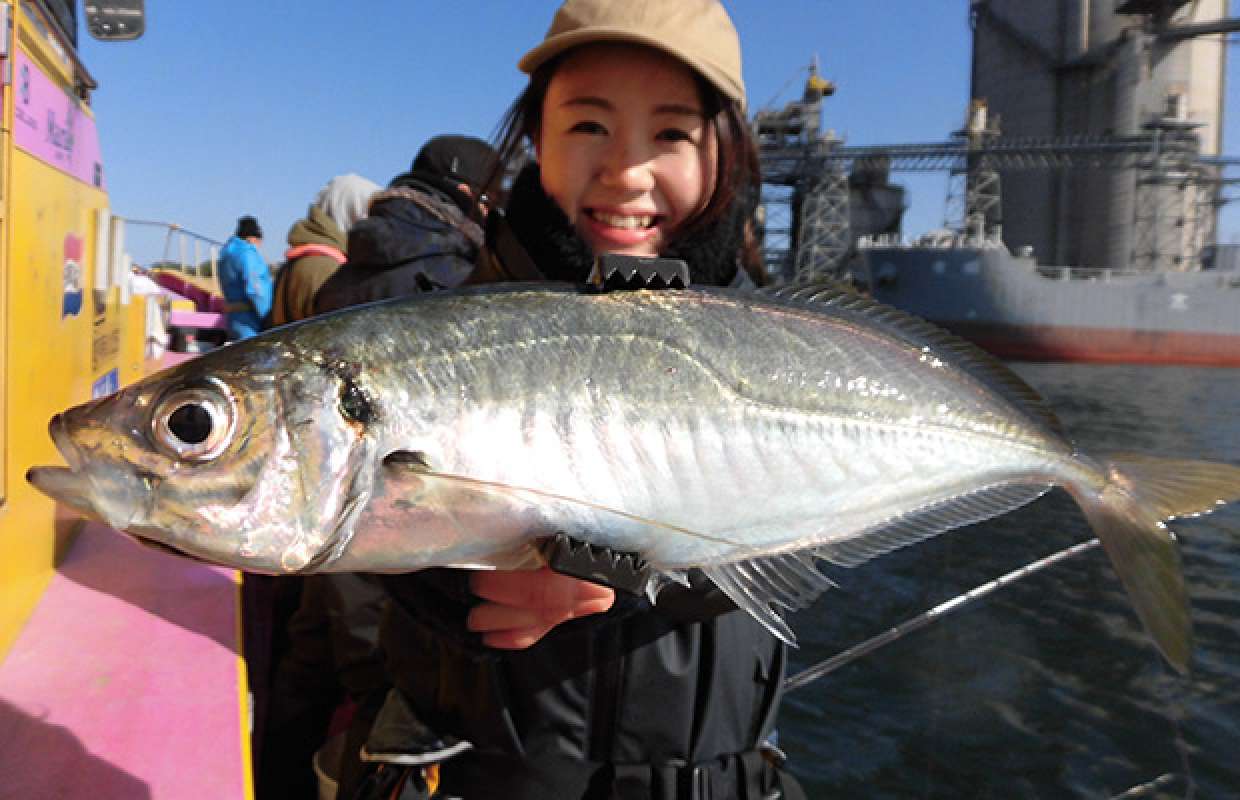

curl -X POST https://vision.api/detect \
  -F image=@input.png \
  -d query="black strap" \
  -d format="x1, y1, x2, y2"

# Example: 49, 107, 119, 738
607, 750, 798, 800
487, 210, 546, 282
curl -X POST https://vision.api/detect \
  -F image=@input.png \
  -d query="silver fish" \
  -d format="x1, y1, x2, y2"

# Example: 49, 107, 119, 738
27, 284, 1240, 672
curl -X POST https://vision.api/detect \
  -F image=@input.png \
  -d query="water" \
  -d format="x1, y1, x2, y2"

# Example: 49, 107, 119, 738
779, 364, 1240, 799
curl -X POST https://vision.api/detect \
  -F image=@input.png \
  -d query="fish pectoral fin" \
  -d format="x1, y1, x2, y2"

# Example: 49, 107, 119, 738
364, 461, 742, 575
702, 552, 839, 647
382, 462, 746, 548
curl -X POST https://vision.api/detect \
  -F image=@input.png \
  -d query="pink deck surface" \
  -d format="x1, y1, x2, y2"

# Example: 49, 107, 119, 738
0, 523, 252, 799
158, 350, 199, 367
167, 310, 228, 330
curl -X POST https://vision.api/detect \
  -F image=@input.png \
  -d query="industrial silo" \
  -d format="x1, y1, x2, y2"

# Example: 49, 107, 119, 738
969, 0, 1227, 270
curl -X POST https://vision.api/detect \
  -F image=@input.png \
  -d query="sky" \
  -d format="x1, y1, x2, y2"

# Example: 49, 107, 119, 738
72, 1, 1240, 267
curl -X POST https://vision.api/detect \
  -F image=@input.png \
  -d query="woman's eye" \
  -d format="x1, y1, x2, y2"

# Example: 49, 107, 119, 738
569, 120, 607, 135
654, 127, 694, 143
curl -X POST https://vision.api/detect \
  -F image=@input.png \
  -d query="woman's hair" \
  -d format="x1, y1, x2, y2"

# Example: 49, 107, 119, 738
487, 47, 761, 246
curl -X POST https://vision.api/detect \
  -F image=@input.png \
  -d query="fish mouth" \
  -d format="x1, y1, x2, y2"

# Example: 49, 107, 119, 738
27, 414, 89, 506
48, 412, 86, 469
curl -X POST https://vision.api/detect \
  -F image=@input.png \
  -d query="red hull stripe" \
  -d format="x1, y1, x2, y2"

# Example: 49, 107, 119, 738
938, 322, 1240, 367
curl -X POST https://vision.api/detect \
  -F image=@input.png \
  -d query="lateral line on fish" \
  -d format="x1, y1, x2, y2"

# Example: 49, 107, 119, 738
412, 331, 1060, 452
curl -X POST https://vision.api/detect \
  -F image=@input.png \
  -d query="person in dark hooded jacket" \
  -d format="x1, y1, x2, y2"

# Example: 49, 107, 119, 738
313, 135, 498, 315
269, 174, 380, 328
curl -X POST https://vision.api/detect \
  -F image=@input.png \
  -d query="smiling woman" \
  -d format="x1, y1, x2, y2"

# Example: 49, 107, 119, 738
536, 44, 719, 257
357, 2, 792, 799
475, 0, 762, 290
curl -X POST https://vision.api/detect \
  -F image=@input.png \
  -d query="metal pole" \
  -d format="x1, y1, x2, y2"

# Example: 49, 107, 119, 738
783, 538, 1102, 692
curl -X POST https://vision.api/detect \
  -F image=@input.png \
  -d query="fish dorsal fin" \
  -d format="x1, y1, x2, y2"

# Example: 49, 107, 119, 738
701, 552, 838, 646
756, 281, 1066, 440
816, 482, 1051, 567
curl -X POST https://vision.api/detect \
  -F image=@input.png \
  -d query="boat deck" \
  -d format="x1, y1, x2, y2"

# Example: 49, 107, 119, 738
0, 524, 251, 798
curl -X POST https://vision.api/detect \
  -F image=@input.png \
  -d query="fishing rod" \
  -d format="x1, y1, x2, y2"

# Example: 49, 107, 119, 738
783, 538, 1102, 692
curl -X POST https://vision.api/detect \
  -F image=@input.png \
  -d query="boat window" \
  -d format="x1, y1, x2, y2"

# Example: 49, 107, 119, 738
38, 0, 76, 47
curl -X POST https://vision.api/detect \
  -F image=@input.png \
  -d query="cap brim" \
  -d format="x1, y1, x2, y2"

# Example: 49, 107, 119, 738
518, 28, 744, 105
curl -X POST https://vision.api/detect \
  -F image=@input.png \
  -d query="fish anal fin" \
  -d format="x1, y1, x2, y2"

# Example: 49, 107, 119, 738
702, 552, 838, 646
816, 483, 1050, 568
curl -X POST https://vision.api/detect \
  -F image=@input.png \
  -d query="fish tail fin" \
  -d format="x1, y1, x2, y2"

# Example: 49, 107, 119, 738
1077, 453, 1240, 674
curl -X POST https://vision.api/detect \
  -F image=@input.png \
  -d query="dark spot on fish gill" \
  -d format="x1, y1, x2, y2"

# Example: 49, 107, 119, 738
338, 377, 374, 427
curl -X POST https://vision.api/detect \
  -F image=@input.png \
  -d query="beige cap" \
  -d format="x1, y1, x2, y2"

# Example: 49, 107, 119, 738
518, 0, 745, 106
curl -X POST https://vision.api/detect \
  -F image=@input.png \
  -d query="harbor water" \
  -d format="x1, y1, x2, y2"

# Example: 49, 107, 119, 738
780, 364, 1240, 798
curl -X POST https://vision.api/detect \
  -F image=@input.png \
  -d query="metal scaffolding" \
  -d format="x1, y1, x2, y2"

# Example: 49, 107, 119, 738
754, 62, 849, 282
755, 84, 1236, 281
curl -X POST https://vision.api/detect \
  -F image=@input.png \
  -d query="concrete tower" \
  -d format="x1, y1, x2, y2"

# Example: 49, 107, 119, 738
970, 0, 1228, 270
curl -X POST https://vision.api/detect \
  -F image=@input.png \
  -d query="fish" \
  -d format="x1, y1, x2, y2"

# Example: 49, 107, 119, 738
26, 283, 1240, 672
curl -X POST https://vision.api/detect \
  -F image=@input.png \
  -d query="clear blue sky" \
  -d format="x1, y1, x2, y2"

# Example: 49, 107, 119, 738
75, 1, 1240, 266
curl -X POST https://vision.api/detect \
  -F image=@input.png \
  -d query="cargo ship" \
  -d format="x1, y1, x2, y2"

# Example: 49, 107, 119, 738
858, 233, 1240, 367
843, 0, 1240, 368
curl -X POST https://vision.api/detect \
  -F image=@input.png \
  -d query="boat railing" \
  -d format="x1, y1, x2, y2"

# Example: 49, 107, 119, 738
857, 230, 1008, 251
123, 218, 225, 294
1034, 265, 1150, 281
1031, 265, 1236, 282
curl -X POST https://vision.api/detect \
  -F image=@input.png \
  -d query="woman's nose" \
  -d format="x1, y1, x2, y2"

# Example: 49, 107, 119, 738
598, 140, 656, 192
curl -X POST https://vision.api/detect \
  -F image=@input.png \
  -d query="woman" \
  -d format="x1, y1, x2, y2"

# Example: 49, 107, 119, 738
349, 3, 798, 799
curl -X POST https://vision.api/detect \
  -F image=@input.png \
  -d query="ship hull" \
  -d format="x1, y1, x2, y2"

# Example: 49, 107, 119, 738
863, 245, 1240, 367
942, 322, 1240, 366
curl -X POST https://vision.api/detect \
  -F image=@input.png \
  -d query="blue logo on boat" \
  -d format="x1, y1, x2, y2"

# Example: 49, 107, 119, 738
92, 369, 119, 399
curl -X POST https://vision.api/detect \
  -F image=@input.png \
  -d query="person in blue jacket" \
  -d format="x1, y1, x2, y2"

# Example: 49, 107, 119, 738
218, 215, 272, 339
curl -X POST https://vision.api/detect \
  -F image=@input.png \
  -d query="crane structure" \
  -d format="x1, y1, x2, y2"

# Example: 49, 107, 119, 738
753, 72, 1236, 283
760, 0, 1240, 284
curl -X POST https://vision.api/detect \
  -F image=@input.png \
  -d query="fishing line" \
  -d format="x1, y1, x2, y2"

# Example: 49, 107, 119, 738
783, 537, 1102, 691
1108, 773, 1175, 799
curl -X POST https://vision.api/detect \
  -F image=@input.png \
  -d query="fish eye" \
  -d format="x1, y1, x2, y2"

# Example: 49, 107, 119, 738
151, 381, 236, 462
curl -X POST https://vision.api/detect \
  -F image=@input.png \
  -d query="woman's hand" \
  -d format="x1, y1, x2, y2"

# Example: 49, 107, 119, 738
467, 568, 615, 649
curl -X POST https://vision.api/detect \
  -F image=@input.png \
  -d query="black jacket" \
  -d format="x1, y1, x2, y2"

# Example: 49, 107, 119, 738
314, 181, 483, 315
374, 570, 788, 800
350, 194, 796, 800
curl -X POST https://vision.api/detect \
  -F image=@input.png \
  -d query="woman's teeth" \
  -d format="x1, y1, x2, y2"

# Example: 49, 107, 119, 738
590, 210, 654, 229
